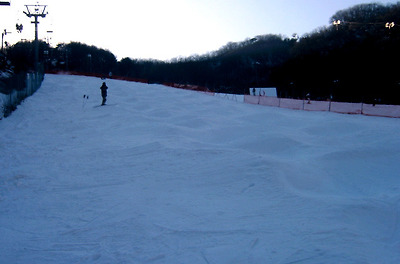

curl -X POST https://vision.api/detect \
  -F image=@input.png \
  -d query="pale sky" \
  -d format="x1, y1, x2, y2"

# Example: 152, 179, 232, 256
0, 0, 398, 60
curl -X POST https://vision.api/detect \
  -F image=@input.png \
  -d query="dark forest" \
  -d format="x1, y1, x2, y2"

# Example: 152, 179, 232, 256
4, 2, 400, 104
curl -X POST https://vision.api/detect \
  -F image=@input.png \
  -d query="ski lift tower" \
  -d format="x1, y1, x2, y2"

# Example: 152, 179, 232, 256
23, 3, 47, 72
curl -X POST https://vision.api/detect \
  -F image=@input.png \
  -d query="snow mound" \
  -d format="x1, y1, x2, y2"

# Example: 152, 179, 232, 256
1, 74, 400, 263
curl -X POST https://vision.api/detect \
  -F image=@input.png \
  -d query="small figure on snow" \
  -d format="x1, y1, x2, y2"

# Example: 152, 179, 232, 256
100, 82, 108, 105
306, 93, 311, 104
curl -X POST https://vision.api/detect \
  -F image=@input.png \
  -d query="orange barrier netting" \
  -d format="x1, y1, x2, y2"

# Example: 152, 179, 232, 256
46, 71, 149, 84
47, 71, 214, 94
244, 95, 400, 118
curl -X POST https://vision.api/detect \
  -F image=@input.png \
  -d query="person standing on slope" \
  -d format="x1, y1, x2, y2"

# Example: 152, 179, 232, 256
100, 82, 108, 105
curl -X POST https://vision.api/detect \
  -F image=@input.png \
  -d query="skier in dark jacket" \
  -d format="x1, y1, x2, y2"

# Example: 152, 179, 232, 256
100, 82, 108, 105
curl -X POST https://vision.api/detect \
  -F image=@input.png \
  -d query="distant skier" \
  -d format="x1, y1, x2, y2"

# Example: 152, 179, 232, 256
306, 93, 311, 104
100, 82, 108, 105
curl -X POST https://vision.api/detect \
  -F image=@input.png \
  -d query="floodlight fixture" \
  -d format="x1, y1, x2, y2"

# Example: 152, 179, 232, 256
333, 20, 341, 26
333, 20, 341, 30
385, 22, 395, 29
23, 4, 47, 18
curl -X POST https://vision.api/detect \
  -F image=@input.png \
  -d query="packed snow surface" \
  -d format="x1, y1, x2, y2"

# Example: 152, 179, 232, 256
1, 74, 400, 263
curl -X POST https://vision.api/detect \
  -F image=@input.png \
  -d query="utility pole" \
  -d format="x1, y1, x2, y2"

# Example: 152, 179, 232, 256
23, 4, 47, 73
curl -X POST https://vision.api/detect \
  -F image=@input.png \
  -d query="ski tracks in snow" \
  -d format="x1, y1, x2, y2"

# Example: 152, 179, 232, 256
1, 74, 400, 263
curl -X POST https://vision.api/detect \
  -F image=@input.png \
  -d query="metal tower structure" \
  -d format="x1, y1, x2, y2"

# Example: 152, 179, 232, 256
23, 4, 47, 72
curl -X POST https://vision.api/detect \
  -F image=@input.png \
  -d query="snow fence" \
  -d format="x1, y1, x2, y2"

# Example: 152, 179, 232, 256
244, 95, 400, 118
0, 72, 44, 118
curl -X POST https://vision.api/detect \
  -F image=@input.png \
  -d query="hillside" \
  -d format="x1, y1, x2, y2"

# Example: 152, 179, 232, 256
1, 74, 400, 263
6, 3, 400, 103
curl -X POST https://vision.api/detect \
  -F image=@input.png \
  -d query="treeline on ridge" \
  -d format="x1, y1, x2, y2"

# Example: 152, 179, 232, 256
4, 2, 400, 104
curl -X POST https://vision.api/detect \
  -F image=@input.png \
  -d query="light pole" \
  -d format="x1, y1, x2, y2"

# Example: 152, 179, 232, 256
1, 29, 11, 53
88, 54, 92, 73
23, 4, 48, 73
1, 1, 11, 53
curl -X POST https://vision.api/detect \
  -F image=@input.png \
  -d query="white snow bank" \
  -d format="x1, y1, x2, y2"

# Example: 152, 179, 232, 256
0, 74, 400, 263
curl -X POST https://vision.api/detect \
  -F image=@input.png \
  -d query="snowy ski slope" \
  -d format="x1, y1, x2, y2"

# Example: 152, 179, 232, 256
1, 74, 400, 263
